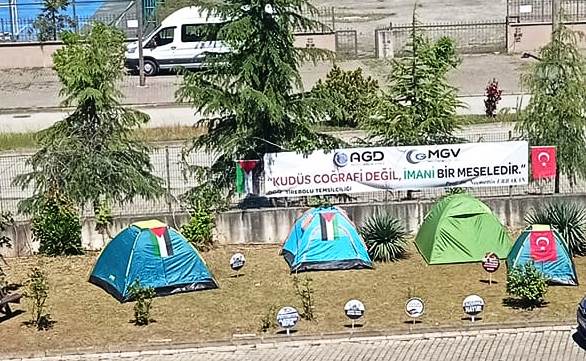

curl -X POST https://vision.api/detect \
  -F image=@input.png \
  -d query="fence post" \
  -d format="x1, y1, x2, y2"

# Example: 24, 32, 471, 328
165, 146, 172, 214
331, 7, 335, 31
72, 0, 78, 33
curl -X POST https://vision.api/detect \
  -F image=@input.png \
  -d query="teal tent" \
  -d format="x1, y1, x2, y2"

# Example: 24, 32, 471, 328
281, 206, 373, 272
507, 224, 578, 286
89, 220, 218, 302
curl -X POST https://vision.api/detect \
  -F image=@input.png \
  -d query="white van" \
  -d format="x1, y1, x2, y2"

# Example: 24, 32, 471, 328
125, 7, 230, 76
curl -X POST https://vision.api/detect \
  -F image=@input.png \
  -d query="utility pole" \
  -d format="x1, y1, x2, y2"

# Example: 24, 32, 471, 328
552, 0, 560, 33
137, 0, 145, 86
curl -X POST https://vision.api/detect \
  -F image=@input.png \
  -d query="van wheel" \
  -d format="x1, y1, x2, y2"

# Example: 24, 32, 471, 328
143, 59, 158, 76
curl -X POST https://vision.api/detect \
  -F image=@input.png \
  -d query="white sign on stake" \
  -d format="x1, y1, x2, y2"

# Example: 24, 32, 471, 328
263, 142, 528, 197
405, 297, 425, 324
344, 299, 365, 329
463, 295, 485, 322
230, 253, 246, 272
276, 307, 299, 335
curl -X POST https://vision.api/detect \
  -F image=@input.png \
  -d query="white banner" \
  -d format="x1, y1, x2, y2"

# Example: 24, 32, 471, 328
263, 141, 528, 197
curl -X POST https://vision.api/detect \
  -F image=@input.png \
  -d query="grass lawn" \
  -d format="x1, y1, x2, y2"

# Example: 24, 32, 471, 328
2, 243, 585, 354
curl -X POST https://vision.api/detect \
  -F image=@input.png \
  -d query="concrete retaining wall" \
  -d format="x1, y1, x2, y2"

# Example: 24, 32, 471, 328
507, 21, 586, 53
2, 194, 583, 258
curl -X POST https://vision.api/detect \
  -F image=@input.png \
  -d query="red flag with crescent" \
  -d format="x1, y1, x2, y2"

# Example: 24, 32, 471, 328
531, 146, 556, 180
530, 230, 557, 262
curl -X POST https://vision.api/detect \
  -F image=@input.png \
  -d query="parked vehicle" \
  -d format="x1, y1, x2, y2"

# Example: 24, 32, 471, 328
125, 7, 229, 76
578, 295, 586, 338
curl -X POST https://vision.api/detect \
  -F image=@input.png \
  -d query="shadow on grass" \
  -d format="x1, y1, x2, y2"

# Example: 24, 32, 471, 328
403, 319, 423, 325
276, 329, 298, 335
128, 319, 157, 326
0, 309, 25, 323
460, 316, 483, 322
344, 323, 364, 329
572, 330, 586, 351
502, 297, 549, 310
479, 279, 499, 285
229, 273, 245, 279
22, 314, 56, 331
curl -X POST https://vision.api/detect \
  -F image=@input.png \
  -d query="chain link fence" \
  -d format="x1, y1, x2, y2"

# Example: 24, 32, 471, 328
0, 129, 583, 221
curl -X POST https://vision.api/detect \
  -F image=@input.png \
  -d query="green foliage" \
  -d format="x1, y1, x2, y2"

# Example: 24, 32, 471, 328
445, 187, 466, 196
128, 279, 156, 326
181, 208, 215, 251
33, 0, 75, 41
311, 65, 380, 127
516, 24, 586, 191
14, 23, 164, 215
259, 304, 278, 333
176, 0, 341, 199
94, 200, 113, 237
31, 193, 83, 256
360, 213, 409, 262
506, 262, 548, 309
525, 201, 586, 256
0, 211, 14, 277
25, 267, 53, 330
363, 11, 463, 146
293, 275, 316, 321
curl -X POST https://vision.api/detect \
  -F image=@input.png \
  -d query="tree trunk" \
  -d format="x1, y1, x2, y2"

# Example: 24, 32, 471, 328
554, 166, 560, 194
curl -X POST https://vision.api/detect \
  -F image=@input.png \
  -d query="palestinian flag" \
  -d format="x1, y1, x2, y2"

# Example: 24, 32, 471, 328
151, 226, 174, 258
235, 160, 259, 195
320, 212, 338, 241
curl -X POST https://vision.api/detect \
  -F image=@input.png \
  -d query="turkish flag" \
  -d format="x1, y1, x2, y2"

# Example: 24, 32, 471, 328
530, 230, 557, 262
531, 146, 556, 180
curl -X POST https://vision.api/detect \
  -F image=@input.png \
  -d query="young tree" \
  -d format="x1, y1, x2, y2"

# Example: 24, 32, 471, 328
515, 24, 586, 193
33, 0, 75, 41
14, 23, 164, 215
363, 11, 463, 146
176, 0, 340, 203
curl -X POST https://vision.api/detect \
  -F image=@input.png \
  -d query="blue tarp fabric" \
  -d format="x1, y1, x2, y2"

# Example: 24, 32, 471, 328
281, 206, 373, 273
89, 220, 218, 302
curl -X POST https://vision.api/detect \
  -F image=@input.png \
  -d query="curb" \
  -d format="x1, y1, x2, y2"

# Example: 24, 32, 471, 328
0, 321, 576, 360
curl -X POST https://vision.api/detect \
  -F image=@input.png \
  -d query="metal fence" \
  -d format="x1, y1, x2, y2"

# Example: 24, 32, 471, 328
335, 29, 358, 59
508, 0, 586, 22
0, 129, 584, 222
377, 20, 507, 57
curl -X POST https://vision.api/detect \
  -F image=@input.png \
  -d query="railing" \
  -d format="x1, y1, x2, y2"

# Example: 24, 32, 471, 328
507, 0, 586, 23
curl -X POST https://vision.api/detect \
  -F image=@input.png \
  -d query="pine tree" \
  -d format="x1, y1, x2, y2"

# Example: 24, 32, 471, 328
33, 0, 75, 41
176, 0, 340, 203
363, 10, 463, 146
14, 23, 164, 213
515, 23, 586, 193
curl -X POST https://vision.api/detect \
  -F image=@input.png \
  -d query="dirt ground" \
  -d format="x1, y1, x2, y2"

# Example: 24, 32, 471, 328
2, 243, 585, 355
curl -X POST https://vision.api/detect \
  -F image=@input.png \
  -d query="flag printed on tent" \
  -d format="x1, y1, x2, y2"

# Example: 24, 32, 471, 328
151, 227, 174, 258
531, 146, 556, 180
320, 212, 337, 241
530, 230, 557, 262
235, 160, 259, 195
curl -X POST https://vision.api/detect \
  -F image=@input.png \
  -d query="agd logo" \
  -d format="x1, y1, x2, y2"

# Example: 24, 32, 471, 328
333, 150, 384, 167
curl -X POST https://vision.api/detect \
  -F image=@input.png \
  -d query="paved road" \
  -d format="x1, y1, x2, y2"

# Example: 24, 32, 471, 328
0, 95, 530, 133
2, 326, 584, 361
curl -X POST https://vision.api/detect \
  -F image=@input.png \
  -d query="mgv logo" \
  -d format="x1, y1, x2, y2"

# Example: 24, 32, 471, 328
406, 148, 461, 164
333, 150, 384, 167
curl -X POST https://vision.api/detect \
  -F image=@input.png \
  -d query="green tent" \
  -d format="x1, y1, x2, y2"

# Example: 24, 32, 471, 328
415, 194, 512, 265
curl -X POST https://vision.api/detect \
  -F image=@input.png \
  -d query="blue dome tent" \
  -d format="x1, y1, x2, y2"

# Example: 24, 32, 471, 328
507, 224, 578, 286
281, 206, 373, 272
89, 220, 218, 302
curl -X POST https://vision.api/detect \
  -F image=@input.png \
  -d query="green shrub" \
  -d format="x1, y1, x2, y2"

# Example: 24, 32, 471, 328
525, 201, 586, 256
128, 279, 156, 326
32, 194, 83, 256
0, 211, 14, 276
181, 208, 215, 251
311, 65, 380, 128
506, 262, 548, 309
25, 267, 53, 330
259, 304, 278, 333
360, 213, 409, 262
94, 200, 113, 238
293, 275, 316, 321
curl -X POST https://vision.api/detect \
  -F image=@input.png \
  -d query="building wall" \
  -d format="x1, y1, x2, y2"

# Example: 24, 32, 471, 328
507, 21, 586, 53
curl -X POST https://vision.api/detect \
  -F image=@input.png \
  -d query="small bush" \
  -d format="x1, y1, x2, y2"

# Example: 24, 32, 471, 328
0, 211, 14, 276
259, 304, 278, 333
311, 65, 379, 128
25, 267, 53, 330
360, 213, 409, 262
484, 78, 503, 117
94, 200, 113, 238
181, 208, 215, 251
31, 194, 83, 256
293, 275, 316, 321
506, 262, 548, 309
525, 201, 586, 256
128, 279, 156, 326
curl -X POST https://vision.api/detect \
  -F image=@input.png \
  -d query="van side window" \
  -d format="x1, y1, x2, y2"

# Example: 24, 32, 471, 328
150, 27, 174, 47
182, 24, 207, 42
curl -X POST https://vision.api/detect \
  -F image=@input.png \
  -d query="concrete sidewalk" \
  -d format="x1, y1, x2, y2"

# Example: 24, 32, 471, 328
0, 54, 527, 111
